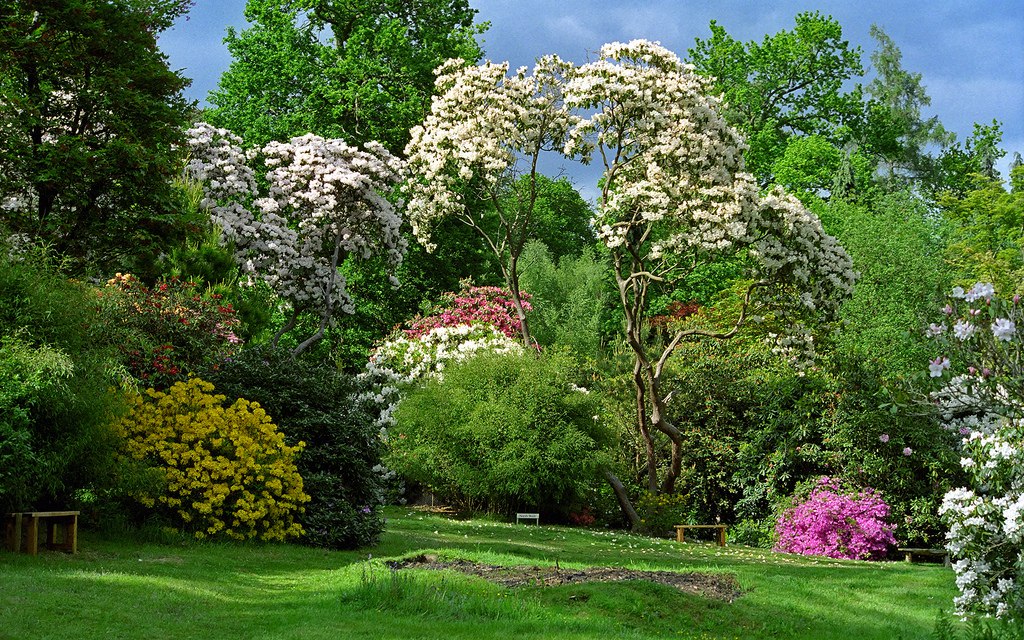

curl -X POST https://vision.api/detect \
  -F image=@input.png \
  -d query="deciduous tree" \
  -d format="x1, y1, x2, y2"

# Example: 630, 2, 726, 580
687, 12, 864, 184
404, 56, 577, 345
564, 40, 856, 527
208, 0, 484, 151
0, 0, 194, 272
185, 123, 406, 356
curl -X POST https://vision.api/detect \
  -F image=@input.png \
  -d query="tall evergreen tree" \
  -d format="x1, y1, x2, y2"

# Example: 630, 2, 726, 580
862, 25, 953, 184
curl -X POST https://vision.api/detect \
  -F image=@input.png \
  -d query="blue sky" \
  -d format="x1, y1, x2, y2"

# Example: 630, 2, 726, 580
159, 0, 1024, 188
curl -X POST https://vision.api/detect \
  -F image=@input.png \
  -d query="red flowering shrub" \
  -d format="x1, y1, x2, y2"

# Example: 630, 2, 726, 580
405, 284, 531, 339
99, 273, 242, 388
649, 300, 700, 331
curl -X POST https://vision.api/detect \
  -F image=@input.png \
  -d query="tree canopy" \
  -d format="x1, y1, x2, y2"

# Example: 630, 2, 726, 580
687, 12, 864, 184
0, 0, 194, 272
207, 0, 485, 151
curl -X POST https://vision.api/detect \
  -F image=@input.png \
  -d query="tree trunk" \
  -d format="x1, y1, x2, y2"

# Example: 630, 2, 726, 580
603, 469, 641, 530
506, 256, 534, 348
634, 359, 658, 492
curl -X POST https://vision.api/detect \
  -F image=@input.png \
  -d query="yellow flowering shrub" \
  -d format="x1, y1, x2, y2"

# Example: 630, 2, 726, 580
116, 377, 309, 541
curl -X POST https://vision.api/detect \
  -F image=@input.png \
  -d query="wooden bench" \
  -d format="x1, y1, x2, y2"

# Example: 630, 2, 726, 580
516, 512, 540, 525
4, 511, 79, 555
897, 547, 950, 566
675, 524, 727, 547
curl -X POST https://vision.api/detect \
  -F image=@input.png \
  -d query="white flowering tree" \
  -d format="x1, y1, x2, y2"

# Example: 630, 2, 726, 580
559, 41, 856, 525
185, 123, 407, 356
929, 282, 1024, 621
404, 57, 577, 345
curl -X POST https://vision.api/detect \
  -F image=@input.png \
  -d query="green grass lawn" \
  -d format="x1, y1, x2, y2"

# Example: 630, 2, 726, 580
0, 508, 958, 639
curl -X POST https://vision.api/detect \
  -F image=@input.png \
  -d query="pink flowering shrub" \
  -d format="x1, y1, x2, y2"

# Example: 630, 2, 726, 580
405, 285, 531, 340
774, 476, 895, 560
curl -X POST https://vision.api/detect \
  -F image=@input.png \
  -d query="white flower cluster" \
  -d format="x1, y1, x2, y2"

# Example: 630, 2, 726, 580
370, 323, 524, 383
749, 190, 856, 319
354, 359, 405, 438
185, 123, 407, 317
930, 285, 1024, 621
404, 40, 855, 354
404, 56, 577, 251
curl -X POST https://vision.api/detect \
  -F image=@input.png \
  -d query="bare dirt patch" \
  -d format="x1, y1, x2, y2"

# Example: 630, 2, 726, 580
388, 554, 743, 602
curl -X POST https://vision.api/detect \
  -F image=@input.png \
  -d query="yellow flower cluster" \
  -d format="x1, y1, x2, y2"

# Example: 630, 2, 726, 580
116, 377, 309, 541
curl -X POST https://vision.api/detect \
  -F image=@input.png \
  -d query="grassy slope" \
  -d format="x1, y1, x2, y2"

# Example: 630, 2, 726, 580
0, 508, 956, 640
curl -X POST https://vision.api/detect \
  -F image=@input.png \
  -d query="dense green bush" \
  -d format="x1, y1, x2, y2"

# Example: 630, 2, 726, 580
202, 347, 387, 548
619, 336, 960, 547
0, 248, 124, 513
518, 240, 614, 361
634, 491, 693, 537
388, 349, 610, 516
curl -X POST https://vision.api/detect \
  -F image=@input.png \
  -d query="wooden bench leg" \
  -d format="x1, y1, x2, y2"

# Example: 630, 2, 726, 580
13, 514, 23, 553
717, 527, 726, 547
69, 514, 77, 554
25, 515, 38, 556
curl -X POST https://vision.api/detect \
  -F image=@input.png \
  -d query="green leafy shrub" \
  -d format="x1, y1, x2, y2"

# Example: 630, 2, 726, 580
388, 349, 609, 516
729, 518, 775, 548
518, 240, 613, 360
0, 336, 67, 511
0, 248, 124, 513
116, 377, 308, 541
202, 347, 388, 548
645, 336, 960, 547
634, 491, 692, 537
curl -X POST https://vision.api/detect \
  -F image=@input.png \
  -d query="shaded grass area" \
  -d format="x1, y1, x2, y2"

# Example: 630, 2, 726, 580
0, 508, 957, 639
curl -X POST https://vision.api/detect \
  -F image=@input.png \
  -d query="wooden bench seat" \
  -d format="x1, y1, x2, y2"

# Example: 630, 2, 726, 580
675, 524, 727, 547
4, 511, 79, 555
897, 547, 949, 566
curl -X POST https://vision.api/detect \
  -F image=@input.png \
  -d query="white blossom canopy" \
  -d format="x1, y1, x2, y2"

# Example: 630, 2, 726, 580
186, 124, 407, 318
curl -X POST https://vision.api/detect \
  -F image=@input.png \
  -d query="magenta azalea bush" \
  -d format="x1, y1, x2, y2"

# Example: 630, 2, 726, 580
774, 476, 896, 560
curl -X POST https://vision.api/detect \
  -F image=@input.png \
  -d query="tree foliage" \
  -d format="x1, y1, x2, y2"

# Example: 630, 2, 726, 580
0, 248, 124, 513
862, 25, 952, 185
518, 240, 612, 361
687, 12, 864, 183
823, 192, 952, 378
941, 168, 1024, 296
0, 0, 194, 272
208, 0, 484, 151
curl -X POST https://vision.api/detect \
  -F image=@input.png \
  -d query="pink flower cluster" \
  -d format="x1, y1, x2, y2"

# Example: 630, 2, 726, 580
775, 476, 895, 560
405, 286, 532, 339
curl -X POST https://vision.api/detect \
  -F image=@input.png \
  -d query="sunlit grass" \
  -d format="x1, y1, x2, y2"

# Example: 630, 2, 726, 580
0, 507, 958, 639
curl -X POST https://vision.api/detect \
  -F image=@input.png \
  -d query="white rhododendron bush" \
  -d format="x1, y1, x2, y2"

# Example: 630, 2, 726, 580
372, 324, 523, 383
185, 124, 407, 354
930, 282, 1024, 621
